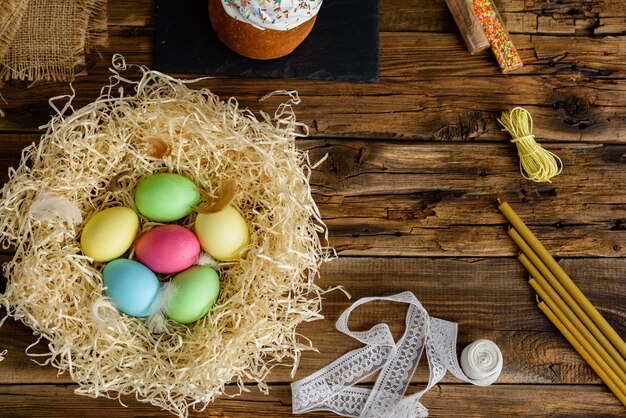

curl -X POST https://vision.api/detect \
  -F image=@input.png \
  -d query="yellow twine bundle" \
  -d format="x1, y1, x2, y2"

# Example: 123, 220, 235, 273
498, 107, 563, 183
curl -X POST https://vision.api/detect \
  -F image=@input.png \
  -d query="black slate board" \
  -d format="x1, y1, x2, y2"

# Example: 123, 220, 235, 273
155, 0, 379, 82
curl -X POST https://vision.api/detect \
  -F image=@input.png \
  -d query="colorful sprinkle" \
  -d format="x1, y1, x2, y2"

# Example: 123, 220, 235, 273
470, 0, 523, 73
220, 0, 322, 31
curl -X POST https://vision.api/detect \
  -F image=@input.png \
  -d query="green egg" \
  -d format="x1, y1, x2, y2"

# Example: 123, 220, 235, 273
166, 266, 220, 324
134, 173, 200, 222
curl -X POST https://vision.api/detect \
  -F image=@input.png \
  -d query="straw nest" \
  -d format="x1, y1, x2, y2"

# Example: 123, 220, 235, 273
0, 55, 331, 416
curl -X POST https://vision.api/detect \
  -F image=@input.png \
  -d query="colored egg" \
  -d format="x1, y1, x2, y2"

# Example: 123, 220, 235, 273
81, 206, 139, 262
102, 259, 161, 317
194, 205, 249, 261
135, 225, 201, 274
134, 173, 200, 222
166, 266, 220, 324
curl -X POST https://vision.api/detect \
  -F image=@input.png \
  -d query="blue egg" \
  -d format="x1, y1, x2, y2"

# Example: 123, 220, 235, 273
102, 259, 161, 317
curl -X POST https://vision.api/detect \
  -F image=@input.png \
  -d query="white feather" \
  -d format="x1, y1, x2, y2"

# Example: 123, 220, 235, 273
29, 193, 82, 226
195, 252, 219, 270
147, 282, 177, 334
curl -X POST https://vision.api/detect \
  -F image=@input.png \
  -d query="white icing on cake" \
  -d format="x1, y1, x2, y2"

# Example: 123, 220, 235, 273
220, 0, 322, 31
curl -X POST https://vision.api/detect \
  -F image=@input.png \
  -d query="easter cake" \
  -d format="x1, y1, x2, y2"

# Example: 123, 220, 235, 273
209, 0, 322, 59
0, 56, 328, 417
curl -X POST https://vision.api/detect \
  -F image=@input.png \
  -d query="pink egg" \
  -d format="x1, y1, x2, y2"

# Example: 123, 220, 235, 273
135, 225, 200, 274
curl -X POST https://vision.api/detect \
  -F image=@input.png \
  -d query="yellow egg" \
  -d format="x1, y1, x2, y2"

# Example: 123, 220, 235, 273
80, 206, 139, 262
194, 205, 249, 261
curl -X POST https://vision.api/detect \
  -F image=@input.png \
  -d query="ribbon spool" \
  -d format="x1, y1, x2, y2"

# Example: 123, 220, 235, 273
291, 292, 503, 417
461, 339, 503, 380
498, 107, 563, 183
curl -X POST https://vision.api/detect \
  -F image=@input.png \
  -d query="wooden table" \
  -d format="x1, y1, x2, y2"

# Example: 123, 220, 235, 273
1, 1, 625, 416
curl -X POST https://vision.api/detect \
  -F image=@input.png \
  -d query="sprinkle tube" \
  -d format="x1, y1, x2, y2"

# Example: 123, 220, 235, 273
445, 0, 490, 54
469, 0, 523, 73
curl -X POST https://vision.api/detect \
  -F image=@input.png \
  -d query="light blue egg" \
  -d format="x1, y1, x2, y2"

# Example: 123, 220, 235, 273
102, 259, 161, 317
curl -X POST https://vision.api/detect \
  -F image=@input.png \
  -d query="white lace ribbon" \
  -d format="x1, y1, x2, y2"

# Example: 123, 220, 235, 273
291, 291, 502, 417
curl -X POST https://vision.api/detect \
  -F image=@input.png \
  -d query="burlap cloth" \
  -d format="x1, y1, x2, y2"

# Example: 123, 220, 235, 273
0, 0, 108, 83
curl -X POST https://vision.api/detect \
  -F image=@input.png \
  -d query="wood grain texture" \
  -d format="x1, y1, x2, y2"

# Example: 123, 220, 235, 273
305, 141, 626, 257
0, 383, 623, 417
2, 138, 625, 257
2, 257, 624, 386
49, 0, 624, 45
381, 0, 626, 35
1, 0, 625, 416
98, 0, 626, 36
1, 30, 626, 141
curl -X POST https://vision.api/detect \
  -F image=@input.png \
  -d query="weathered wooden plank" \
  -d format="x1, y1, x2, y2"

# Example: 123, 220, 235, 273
381, 0, 626, 35
1, 318, 601, 386
228, 75, 626, 142
0, 1, 623, 416
530, 35, 626, 76
304, 141, 626, 257
379, 33, 626, 79
324, 224, 625, 258
380, 0, 457, 33
2, 138, 626, 257
501, 0, 610, 36
306, 142, 626, 206
2, 30, 626, 140
0, 136, 29, 186
107, 0, 626, 37
596, 17, 626, 35
99, 12, 626, 79
0, 383, 622, 417
103, 10, 626, 78
108, 0, 152, 27
2, 257, 624, 385
2, 73, 625, 143
312, 141, 626, 257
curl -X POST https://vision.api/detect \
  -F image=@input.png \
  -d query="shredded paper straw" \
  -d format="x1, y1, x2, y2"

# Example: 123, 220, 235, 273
0, 54, 332, 417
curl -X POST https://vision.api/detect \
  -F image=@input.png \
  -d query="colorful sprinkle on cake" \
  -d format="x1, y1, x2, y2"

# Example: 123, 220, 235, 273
221, 0, 322, 31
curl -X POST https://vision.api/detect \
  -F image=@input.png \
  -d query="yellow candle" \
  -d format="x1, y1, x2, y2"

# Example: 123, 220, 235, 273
499, 200, 626, 360
530, 278, 626, 396
538, 301, 626, 407
513, 238, 626, 377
